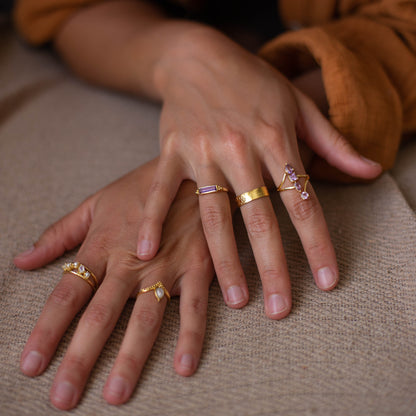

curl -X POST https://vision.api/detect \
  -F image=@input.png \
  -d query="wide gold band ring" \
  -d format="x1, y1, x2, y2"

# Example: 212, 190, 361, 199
137, 281, 171, 302
62, 262, 99, 292
236, 186, 269, 207
196, 185, 229, 195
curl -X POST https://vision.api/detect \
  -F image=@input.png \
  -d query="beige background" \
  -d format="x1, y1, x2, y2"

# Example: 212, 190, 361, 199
1, 23, 416, 415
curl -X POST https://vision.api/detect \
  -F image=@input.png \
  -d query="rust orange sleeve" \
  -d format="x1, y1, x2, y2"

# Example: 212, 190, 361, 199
13, 0, 106, 45
260, 0, 416, 178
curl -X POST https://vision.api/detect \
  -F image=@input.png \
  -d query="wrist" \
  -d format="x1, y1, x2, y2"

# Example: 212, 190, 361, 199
153, 24, 246, 98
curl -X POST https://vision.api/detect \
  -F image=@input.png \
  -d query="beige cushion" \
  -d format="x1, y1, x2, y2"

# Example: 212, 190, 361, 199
1, 24, 415, 415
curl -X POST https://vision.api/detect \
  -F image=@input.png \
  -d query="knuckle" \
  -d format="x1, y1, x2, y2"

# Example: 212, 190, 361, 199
215, 258, 238, 278
83, 302, 114, 329
246, 209, 275, 239
131, 307, 160, 333
31, 326, 55, 348
148, 180, 169, 198
42, 221, 66, 250
64, 355, 89, 376
202, 205, 228, 234
81, 232, 112, 260
261, 268, 282, 285
114, 255, 140, 276
304, 236, 329, 259
117, 351, 143, 372
186, 297, 207, 320
162, 131, 182, 156
223, 131, 249, 162
140, 215, 156, 232
181, 327, 205, 344
328, 132, 352, 158
290, 197, 319, 223
258, 121, 286, 154
49, 282, 79, 309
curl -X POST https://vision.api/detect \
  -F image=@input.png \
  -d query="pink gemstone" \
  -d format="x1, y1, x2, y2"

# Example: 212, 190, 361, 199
199, 185, 217, 194
285, 164, 295, 174
301, 191, 310, 200
295, 182, 302, 191
289, 172, 298, 182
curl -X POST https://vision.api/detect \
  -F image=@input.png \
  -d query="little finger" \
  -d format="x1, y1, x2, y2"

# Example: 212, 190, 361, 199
173, 269, 212, 376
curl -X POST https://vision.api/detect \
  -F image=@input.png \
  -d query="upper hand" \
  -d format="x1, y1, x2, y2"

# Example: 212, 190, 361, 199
137, 28, 382, 317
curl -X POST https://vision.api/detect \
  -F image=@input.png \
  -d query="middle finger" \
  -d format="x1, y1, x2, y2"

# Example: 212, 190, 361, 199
224, 158, 292, 319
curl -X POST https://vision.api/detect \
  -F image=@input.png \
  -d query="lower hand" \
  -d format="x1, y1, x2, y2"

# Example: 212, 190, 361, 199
15, 159, 213, 410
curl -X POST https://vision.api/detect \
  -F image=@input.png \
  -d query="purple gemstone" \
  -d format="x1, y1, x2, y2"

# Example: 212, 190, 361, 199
295, 182, 302, 191
285, 164, 295, 174
289, 172, 298, 182
301, 191, 310, 200
199, 185, 217, 194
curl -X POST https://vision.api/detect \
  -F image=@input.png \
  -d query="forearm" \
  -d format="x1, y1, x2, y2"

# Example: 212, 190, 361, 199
54, 0, 224, 101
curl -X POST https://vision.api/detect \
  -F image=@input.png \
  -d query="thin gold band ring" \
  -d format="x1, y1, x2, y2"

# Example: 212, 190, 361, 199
62, 262, 99, 292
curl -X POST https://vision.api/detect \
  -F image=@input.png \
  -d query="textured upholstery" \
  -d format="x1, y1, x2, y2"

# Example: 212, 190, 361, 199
1, 24, 415, 415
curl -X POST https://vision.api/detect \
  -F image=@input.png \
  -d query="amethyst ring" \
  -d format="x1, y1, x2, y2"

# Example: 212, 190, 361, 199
277, 164, 310, 200
196, 185, 229, 196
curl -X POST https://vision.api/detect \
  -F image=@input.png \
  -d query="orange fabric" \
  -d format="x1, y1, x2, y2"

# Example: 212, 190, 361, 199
260, 0, 416, 177
13, 0, 105, 45
13, 0, 416, 177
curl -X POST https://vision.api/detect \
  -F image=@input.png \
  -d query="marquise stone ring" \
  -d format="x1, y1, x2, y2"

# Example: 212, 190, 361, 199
137, 281, 171, 302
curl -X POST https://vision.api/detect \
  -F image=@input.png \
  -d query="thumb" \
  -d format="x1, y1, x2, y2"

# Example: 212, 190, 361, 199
14, 196, 95, 270
295, 89, 382, 180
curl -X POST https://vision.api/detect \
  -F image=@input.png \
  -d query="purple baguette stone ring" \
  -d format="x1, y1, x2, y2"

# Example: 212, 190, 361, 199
277, 163, 310, 200
196, 184, 229, 195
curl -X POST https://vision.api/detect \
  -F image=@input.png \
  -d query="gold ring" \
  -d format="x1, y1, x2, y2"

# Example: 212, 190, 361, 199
137, 281, 171, 302
196, 185, 229, 195
277, 163, 310, 200
62, 262, 99, 292
235, 186, 269, 207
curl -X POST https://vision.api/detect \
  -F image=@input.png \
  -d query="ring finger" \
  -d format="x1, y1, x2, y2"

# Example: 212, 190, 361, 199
271, 160, 339, 290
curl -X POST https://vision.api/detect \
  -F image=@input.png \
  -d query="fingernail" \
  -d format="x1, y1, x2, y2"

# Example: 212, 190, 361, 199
21, 350, 43, 375
106, 376, 129, 400
53, 381, 77, 408
317, 266, 337, 290
137, 240, 151, 257
360, 155, 381, 167
268, 294, 288, 316
16, 245, 35, 259
180, 354, 195, 371
227, 285, 244, 305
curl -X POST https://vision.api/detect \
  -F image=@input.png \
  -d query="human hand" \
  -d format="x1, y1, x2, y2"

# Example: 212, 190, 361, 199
137, 28, 382, 318
15, 160, 213, 410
